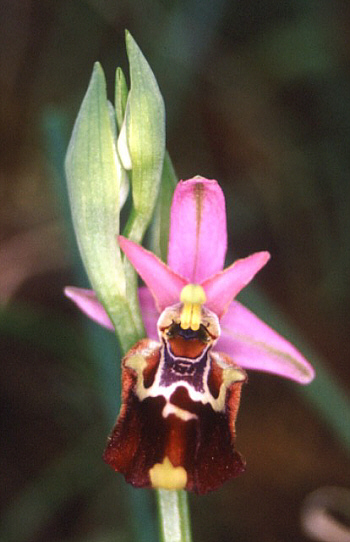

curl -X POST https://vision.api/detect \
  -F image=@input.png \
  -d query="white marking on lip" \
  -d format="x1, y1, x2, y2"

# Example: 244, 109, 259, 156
162, 402, 198, 421
125, 343, 246, 413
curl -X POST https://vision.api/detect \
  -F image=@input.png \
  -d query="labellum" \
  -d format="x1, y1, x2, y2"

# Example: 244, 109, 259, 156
103, 285, 247, 494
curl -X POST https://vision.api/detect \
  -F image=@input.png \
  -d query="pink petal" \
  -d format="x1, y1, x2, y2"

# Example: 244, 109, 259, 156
167, 178, 227, 283
64, 286, 114, 330
138, 287, 159, 340
118, 236, 187, 312
65, 285, 160, 339
217, 300, 315, 384
202, 251, 270, 318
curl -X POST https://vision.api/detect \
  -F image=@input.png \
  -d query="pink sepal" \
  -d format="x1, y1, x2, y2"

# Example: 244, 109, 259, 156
64, 286, 114, 330
218, 300, 315, 384
138, 287, 159, 340
167, 178, 227, 283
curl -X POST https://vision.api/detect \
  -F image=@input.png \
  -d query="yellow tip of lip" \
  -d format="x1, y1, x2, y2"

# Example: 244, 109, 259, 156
180, 284, 206, 331
149, 457, 187, 490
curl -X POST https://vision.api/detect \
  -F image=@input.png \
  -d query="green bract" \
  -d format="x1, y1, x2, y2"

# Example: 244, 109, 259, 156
115, 67, 128, 131
150, 151, 177, 262
65, 62, 126, 309
65, 33, 166, 350
121, 31, 166, 242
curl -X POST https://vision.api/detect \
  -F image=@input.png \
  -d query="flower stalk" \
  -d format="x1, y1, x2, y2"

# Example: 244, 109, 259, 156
157, 490, 192, 542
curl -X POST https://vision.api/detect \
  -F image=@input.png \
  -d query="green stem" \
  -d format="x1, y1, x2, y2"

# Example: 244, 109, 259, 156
122, 206, 150, 244
109, 297, 144, 353
156, 490, 193, 542
123, 258, 146, 339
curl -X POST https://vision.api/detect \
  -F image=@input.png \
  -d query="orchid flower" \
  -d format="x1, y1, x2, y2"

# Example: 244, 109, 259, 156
65, 176, 314, 494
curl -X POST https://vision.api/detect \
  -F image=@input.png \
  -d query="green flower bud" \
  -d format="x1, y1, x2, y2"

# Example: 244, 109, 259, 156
121, 31, 166, 242
65, 63, 128, 332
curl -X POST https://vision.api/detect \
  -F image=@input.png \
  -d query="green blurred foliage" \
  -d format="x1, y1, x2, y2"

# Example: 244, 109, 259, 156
1, 1, 350, 542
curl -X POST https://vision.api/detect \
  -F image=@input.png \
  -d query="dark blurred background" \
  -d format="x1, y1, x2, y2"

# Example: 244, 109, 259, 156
1, 1, 350, 541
